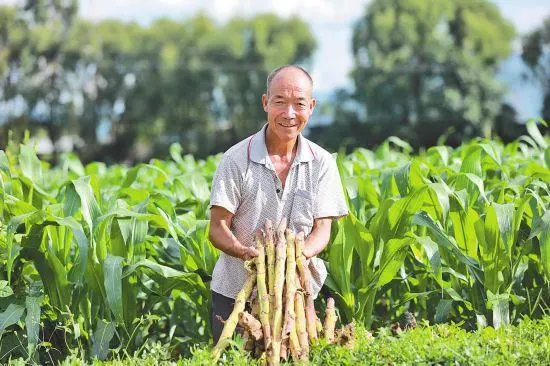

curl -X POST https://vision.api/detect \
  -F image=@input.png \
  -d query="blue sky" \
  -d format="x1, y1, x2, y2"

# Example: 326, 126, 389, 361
2, 0, 549, 118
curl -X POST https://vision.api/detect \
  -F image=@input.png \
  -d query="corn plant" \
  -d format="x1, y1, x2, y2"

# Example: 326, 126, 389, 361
325, 120, 549, 329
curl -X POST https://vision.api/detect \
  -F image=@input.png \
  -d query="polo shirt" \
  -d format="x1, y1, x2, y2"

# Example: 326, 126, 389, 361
209, 124, 348, 299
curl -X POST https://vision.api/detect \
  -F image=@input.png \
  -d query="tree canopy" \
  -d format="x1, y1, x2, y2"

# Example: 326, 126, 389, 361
311, 0, 516, 150
0, 3, 316, 162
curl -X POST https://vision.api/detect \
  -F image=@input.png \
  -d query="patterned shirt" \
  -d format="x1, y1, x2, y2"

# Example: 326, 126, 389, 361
209, 124, 349, 299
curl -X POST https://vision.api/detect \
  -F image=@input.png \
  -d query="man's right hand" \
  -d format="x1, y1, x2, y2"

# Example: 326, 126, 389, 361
239, 246, 259, 261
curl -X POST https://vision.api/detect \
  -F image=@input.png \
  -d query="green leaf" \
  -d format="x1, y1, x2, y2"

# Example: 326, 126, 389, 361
457, 146, 482, 205
123, 259, 206, 291
0, 303, 25, 332
72, 176, 102, 261
487, 291, 510, 328
0, 281, 14, 298
63, 183, 81, 217
388, 187, 428, 236
435, 299, 453, 323
60, 152, 86, 176
72, 176, 102, 230
414, 236, 442, 285
481, 203, 515, 292
186, 174, 210, 202
92, 320, 115, 360
449, 207, 479, 260
104, 255, 124, 325
526, 118, 548, 149
412, 211, 481, 280
25, 295, 43, 358
529, 210, 550, 279
19, 144, 43, 186
376, 237, 413, 287
56, 217, 89, 286
328, 218, 354, 308
0, 150, 9, 175
169, 143, 184, 166
20, 222, 72, 311
5, 210, 42, 283
387, 136, 413, 153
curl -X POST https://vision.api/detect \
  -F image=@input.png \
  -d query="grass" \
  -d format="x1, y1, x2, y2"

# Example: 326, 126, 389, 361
8, 315, 548, 365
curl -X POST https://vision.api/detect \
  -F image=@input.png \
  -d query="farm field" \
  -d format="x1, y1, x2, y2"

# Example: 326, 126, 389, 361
1, 122, 549, 364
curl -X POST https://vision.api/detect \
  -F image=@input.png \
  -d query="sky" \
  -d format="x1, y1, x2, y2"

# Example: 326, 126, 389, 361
1, 0, 549, 118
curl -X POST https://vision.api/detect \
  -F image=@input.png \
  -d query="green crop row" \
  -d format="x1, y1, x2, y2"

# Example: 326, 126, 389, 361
325, 120, 550, 330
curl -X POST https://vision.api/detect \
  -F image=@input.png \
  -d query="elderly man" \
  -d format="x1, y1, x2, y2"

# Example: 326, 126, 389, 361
208, 65, 348, 343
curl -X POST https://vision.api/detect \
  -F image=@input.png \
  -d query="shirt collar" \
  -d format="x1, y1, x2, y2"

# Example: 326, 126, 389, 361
249, 124, 315, 166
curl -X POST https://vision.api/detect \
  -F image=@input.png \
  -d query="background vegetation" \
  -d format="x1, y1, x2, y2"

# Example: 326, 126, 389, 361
1, 0, 549, 162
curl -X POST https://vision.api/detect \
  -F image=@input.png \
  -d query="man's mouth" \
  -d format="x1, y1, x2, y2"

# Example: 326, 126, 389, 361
278, 123, 296, 128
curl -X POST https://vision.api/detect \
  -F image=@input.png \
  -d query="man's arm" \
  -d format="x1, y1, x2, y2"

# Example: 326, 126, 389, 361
302, 217, 332, 259
209, 205, 258, 260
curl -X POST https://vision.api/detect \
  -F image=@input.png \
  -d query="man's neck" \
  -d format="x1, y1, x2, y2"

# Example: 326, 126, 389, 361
265, 127, 298, 161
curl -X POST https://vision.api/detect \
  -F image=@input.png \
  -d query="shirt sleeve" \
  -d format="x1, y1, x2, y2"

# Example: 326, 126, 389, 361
313, 153, 349, 219
209, 154, 242, 214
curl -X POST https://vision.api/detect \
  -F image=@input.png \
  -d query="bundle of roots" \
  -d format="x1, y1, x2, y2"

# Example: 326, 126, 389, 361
212, 219, 354, 365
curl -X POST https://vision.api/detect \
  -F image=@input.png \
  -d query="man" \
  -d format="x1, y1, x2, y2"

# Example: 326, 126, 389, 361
208, 65, 348, 343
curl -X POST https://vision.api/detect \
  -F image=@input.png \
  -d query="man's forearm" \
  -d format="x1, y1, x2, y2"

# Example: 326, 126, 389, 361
302, 218, 332, 258
209, 223, 247, 259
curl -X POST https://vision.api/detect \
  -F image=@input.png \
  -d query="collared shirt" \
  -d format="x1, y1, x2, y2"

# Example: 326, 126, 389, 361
209, 124, 349, 299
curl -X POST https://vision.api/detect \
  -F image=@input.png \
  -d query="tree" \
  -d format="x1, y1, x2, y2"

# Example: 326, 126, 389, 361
1, 6, 316, 162
0, 1, 78, 158
338, 0, 515, 148
522, 16, 550, 122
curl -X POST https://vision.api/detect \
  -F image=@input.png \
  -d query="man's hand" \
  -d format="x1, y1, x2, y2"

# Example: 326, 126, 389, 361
301, 247, 314, 260
239, 246, 259, 261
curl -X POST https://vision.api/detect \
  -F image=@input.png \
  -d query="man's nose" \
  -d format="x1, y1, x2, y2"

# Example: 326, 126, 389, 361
283, 104, 296, 118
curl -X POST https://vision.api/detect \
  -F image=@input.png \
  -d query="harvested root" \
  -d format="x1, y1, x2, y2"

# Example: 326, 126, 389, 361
265, 219, 276, 312
255, 231, 272, 351
295, 232, 318, 341
324, 298, 337, 342
212, 263, 257, 362
282, 229, 297, 340
212, 221, 358, 364
271, 219, 287, 365
239, 311, 263, 341
294, 289, 309, 359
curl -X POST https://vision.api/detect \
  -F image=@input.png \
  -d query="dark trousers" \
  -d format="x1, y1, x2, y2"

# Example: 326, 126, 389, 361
211, 291, 236, 344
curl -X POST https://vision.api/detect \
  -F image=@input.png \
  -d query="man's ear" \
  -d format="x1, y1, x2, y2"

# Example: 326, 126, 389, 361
262, 94, 268, 112
310, 98, 316, 113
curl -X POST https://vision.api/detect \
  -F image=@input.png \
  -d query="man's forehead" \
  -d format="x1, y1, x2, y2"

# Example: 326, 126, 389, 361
270, 87, 310, 99
268, 68, 312, 94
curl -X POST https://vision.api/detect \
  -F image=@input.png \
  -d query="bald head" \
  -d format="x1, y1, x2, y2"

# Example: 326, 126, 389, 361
266, 65, 313, 96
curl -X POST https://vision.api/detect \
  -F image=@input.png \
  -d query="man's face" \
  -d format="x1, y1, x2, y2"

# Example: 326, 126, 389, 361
262, 68, 316, 143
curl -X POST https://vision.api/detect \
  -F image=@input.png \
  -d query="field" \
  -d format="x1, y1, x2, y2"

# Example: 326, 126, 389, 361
1, 121, 549, 364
